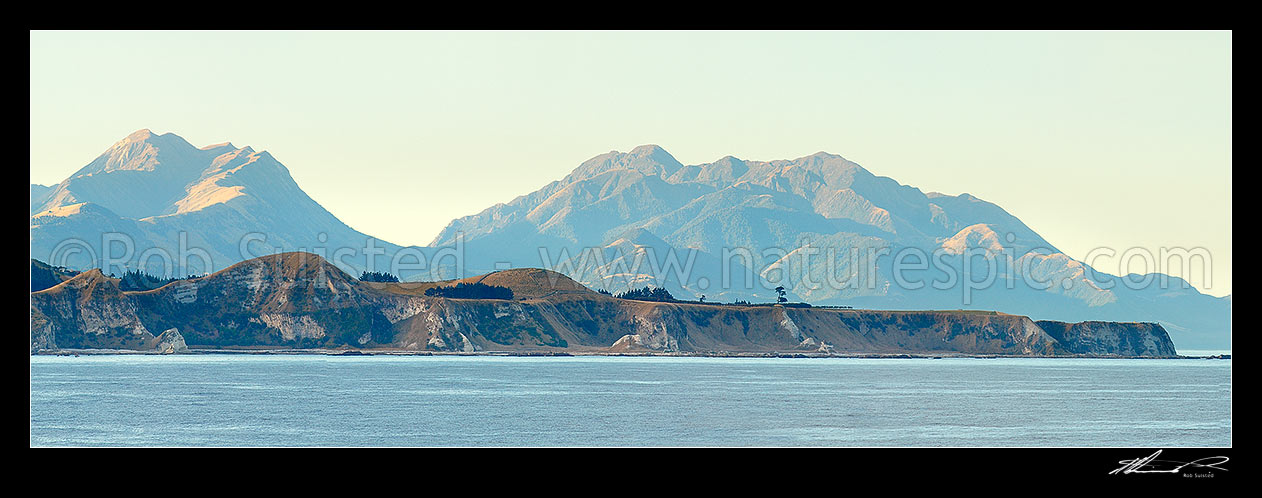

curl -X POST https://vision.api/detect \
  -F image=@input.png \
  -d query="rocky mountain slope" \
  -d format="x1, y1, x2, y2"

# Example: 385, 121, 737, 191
30, 252, 1177, 357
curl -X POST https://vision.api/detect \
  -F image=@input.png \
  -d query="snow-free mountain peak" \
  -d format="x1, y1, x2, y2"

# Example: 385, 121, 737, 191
31, 130, 291, 220
561, 144, 684, 184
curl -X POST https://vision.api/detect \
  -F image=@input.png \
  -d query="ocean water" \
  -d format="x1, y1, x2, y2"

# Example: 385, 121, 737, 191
29, 355, 1231, 447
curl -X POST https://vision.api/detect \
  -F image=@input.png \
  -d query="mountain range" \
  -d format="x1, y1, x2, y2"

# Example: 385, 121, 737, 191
30, 130, 1231, 349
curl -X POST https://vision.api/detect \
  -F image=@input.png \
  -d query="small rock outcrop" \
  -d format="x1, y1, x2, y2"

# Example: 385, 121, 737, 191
151, 328, 190, 354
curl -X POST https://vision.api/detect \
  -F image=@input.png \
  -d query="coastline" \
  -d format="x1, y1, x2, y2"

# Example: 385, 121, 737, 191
30, 348, 1230, 360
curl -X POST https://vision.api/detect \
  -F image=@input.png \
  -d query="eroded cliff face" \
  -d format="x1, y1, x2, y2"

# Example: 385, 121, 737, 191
1035, 320, 1177, 357
266, 290, 1170, 357
29, 253, 1179, 357
31, 254, 409, 351
30, 269, 154, 351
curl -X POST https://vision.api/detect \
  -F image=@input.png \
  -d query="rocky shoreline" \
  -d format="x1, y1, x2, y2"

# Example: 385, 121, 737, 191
31, 347, 1229, 360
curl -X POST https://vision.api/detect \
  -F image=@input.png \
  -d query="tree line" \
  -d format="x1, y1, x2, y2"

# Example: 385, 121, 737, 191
359, 271, 400, 283
614, 286, 677, 302
117, 269, 203, 291
424, 282, 514, 300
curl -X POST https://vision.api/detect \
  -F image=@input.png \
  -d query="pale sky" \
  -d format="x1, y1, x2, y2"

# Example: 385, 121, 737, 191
29, 30, 1232, 296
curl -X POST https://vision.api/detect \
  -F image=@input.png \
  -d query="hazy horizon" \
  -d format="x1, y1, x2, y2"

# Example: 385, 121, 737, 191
29, 30, 1231, 296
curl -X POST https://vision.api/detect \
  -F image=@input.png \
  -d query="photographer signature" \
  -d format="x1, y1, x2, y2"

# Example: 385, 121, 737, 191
1109, 450, 1229, 475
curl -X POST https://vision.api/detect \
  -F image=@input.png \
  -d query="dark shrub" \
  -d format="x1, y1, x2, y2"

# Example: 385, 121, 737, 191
118, 269, 201, 291
615, 286, 676, 302
425, 282, 514, 300
359, 271, 400, 283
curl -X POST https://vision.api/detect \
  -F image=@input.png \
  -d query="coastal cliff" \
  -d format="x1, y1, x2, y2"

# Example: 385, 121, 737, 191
1035, 320, 1177, 356
30, 253, 1178, 357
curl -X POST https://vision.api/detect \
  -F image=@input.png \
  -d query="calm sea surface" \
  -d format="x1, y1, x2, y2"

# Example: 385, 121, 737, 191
29, 355, 1231, 447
